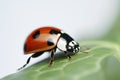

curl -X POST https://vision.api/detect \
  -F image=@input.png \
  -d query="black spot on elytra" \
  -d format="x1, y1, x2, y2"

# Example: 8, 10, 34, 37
49, 29, 60, 34
32, 30, 40, 39
24, 44, 27, 52
47, 38, 54, 46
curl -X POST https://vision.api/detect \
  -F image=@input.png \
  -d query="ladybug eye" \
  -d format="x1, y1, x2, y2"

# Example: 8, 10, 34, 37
68, 46, 72, 50
67, 46, 73, 52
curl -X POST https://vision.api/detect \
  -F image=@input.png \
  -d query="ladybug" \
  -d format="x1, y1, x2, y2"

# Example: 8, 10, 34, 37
18, 26, 80, 70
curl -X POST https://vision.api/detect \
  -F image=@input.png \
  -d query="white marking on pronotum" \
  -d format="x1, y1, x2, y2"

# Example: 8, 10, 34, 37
57, 37, 67, 51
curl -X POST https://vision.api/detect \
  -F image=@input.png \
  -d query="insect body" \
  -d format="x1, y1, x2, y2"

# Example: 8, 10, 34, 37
19, 26, 80, 70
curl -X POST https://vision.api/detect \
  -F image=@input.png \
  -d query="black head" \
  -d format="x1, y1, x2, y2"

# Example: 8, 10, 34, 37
58, 32, 80, 53
66, 40, 80, 53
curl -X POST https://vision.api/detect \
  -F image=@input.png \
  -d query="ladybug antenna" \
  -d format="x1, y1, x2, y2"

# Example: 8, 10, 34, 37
79, 47, 90, 54
17, 56, 32, 71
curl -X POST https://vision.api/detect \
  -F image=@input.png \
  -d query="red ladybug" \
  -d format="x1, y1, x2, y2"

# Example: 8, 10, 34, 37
19, 26, 80, 70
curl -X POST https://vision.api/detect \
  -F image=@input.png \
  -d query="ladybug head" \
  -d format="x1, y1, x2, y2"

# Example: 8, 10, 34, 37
57, 33, 80, 53
66, 40, 80, 53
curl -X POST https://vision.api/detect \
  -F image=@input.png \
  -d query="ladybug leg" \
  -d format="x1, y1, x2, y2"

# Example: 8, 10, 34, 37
64, 51, 71, 60
18, 56, 32, 70
32, 52, 44, 58
18, 52, 44, 70
49, 49, 56, 66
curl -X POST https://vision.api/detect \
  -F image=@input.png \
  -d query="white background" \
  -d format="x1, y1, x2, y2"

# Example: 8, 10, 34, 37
0, 0, 119, 78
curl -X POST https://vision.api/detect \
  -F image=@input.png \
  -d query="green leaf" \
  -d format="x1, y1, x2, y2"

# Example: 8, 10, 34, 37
1, 41, 120, 80
1, 12, 120, 80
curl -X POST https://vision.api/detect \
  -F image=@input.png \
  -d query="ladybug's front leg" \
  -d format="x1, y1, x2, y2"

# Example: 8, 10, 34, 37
49, 49, 56, 66
64, 51, 71, 60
